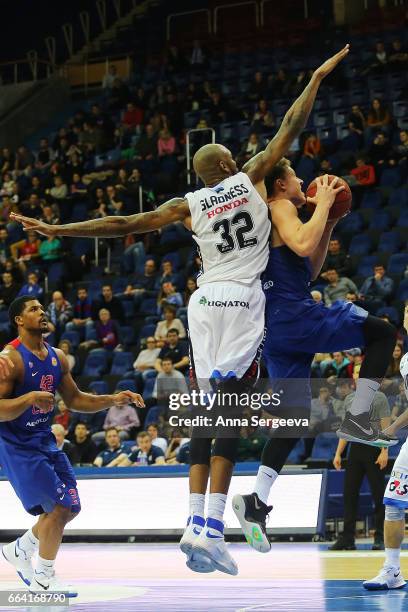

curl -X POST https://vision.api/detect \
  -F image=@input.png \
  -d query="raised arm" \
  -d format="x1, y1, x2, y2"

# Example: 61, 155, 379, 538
244, 45, 349, 186
56, 349, 145, 412
10, 197, 191, 239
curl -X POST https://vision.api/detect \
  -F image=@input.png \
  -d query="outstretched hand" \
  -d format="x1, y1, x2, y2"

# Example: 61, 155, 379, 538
9, 212, 58, 237
113, 391, 145, 408
314, 45, 350, 80
306, 174, 345, 209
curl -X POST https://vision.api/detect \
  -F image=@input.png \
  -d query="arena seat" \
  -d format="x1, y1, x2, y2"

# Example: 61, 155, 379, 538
60, 330, 80, 348
138, 324, 156, 341
388, 253, 408, 274
376, 306, 400, 326
380, 168, 401, 189
368, 210, 390, 231
397, 278, 408, 301
83, 349, 109, 377
110, 352, 134, 375
115, 378, 138, 393
377, 230, 401, 253
89, 380, 109, 395
348, 234, 371, 255
361, 190, 383, 209
388, 188, 408, 207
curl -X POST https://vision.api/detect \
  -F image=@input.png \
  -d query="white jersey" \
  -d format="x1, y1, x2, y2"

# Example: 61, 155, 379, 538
185, 172, 270, 287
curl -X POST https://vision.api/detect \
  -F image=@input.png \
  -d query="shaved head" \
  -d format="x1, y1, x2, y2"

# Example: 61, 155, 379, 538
193, 143, 238, 185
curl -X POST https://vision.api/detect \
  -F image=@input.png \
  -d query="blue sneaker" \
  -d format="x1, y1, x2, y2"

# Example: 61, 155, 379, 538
192, 517, 238, 576
179, 515, 215, 573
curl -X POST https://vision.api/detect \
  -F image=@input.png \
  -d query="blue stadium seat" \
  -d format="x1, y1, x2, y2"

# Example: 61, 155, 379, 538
378, 231, 401, 253
83, 349, 109, 377
393, 101, 408, 118
376, 307, 400, 326
295, 156, 317, 185
71, 238, 93, 257
389, 188, 408, 208
399, 210, 408, 228
118, 325, 136, 346
333, 109, 348, 125
348, 234, 371, 255
388, 253, 408, 274
110, 352, 134, 375
144, 404, 161, 426
88, 281, 103, 300
369, 211, 390, 231
238, 120, 251, 139
0, 311, 9, 324
60, 330, 80, 348
121, 300, 135, 320
115, 378, 138, 393
139, 298, 157, 315
336, 212, 363, 234
143, 377, 157, 401
112, 278, 128, 293
380, 168, 401, 189
286, 440, 305, 464
163, 252, 181, 270
89, 380, 109, 395
311, 433, 339, 460
47, 262, 66, 285
329, 93, 349, 109
357, 255, 380, 276
313, 111, 331, 128
361, 190, 382, 209
70, 203, 89, 222
349, 89, 366, 105
139, 323, 156, 340
219, 123, 235, 141
397, 279, 408, 301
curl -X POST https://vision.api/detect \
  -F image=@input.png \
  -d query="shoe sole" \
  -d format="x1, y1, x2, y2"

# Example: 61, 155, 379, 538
192, 544, 238, 576
232, 495, 271, 554
2, 547, 32, 587
336, 431, 398, 447
363, 579, 406, 591
29, 587, 78, 598
180, 540, 215, 573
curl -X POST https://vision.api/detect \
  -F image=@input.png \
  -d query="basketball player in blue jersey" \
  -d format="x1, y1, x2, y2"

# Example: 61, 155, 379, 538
0, 296, 144, 595
232, 159, 398, 553
10, 46, 350, 576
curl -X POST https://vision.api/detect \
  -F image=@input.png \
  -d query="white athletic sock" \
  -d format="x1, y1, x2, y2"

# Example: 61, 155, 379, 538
348, 378, 380, 416
189, 493, 205, 518
35, 556, 55, 580
207, 493, 227, 522
254, 465, 278, 505
384, 547, 400, 569
17, 529, 39, 557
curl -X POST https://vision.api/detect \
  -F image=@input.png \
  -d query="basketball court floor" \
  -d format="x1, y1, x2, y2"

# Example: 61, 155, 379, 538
0, 542, 407, 611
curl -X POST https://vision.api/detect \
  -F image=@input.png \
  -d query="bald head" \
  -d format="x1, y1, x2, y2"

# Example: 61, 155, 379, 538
193, 143, 237, 185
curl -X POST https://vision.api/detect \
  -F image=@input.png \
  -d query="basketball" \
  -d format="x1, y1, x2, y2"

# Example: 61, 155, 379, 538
305, 175, 352, 220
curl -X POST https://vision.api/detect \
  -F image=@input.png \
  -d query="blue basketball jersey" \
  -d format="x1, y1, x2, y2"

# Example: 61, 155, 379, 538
262, 245, 312, 302
0, 338, 62, 451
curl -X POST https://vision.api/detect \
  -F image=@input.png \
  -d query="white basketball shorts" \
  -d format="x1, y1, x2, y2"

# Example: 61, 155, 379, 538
384, 438, 408, 508
187, 281, 265, 383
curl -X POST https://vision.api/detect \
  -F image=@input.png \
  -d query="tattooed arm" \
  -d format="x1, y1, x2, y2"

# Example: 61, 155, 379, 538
10, 198, 191, 238
244, 45, 349, 187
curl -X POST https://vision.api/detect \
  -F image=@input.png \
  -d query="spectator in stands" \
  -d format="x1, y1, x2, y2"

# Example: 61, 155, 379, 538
65, 286, 94, 338
237, 420, 267, 462
388, 39, 408, 71
0, 172, 15, 196
331, 390, 390, 550
391, 380, 408, 423
208, 91, 229, 124
118, 431, 165, 466
133, 337, 160, 379
165, 429, 187, 464
382, 344, 403, 395
123, 258, 158, 305
107, 78, 130, 112
155, 330, 189, 373
360, 263, 394, 314
0, 271, 20, 310
39, 234, 63, 265
320, 238, 352, 279
0, 227, 11, 264
46, 291, 73, 343
40, 204, 60, 226
35, 138, 54, 172
311, 290, 322, 303
146, 423, 168, 453
155, 305, 186, 343
363, 41, 388, 75
49, 175, 68, 201
248, 71, 267, 102
17, 271, 43, 300
122, 102, 144, 133
10, 230, 41, 274
53, 399, 71, 431
323, 269, 358, 306
190, 39, 207, 70
153, 356, 189, 403
251, 100, 275, 133
94, 308, 120, 351
102, 64, 119, 90
93, 427, 126, 467
51, 424, 77, 466
70, 421, 98, 464
395, 130, 408, 162
272, 68, 291, 97
368, 132, 390, 170
14, 145, 34, 176
303, 134, 322, 160
183, 277, 197, 307
92, 393, 140, 443
1, 259, 23, 284
58, 339, 75, 372
157, 128, 176, 158
367, 99, 392, 132
344, 348, 363, 380
323, 352, 350, 379
70, 173, 87, 198
347, 105, 366, 133
20, 193, 42, 219
157, 282, 183, 314
156, 260, 179, 289
105, 185, 125, 215
310, 386, 342, 433
93, 284, 124, 323
350, 157, 376, 186
237, 133, 263, 167
134, 123, 158, 161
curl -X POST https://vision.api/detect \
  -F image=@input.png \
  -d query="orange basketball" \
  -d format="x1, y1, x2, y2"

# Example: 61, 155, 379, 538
305, 175, 352, 220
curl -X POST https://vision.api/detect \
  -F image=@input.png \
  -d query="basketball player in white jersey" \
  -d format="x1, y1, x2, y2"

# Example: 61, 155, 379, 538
10, 45, 349, 575
364, 306, 408, 590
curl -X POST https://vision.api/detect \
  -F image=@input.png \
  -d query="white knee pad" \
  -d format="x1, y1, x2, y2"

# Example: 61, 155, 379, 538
385, 505, 405, 521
